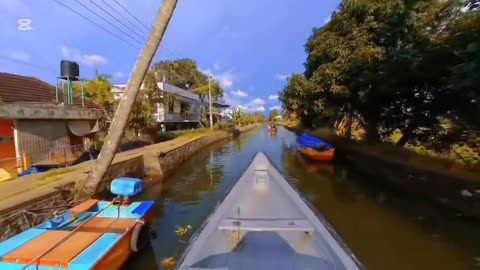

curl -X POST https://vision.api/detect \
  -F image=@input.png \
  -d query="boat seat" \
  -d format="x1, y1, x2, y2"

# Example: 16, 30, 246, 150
77, 217, 138, 233
218, 218, 314, 233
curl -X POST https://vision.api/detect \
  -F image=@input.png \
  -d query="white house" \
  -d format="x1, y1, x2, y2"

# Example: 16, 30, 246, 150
111, 81, 203, 131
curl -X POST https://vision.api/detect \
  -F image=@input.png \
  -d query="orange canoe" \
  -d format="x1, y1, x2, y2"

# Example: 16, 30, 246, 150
299, 146, 335, 161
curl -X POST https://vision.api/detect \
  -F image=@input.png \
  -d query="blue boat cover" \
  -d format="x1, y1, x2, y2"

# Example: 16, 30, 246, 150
297, 133, 334, 150
110, 177, 144, 197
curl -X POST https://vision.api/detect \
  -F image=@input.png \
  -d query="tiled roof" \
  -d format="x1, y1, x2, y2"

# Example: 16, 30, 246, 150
0, 72, 98, 108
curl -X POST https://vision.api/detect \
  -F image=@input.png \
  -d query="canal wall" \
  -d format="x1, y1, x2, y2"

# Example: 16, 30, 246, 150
337, 147, 480, 218
0, 124, 258, 240
282, 124, 480, 218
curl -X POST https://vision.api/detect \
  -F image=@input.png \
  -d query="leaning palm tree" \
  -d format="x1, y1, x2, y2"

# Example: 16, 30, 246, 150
74, 0, 179, 201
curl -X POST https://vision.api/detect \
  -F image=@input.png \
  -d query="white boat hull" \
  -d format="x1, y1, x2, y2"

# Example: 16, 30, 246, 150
176, 152, 363, 270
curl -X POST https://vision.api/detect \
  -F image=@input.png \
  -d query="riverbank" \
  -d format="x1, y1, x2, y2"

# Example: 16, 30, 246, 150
279, 122, 480, 218
0, 124, 258, 240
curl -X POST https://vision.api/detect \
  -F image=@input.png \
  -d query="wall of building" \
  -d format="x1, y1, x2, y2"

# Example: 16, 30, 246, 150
0, 119, 17, 179
0, 119, 15, 160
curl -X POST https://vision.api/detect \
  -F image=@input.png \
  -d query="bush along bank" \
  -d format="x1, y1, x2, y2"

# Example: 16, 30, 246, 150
281, 123, 480, 218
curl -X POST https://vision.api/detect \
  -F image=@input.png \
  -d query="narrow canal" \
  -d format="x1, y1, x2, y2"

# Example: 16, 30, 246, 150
124, 126, 480, 270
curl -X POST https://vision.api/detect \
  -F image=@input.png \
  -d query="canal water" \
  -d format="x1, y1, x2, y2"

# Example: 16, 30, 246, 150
124, 126, 480, 270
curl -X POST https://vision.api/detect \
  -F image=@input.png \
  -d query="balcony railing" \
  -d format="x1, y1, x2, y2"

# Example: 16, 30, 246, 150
164, 113, 200, 122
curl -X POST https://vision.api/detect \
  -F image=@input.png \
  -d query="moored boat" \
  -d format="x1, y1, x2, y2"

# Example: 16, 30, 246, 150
176, 152, 363, 270
0, 177, 155, 270
297, 133, 335, 161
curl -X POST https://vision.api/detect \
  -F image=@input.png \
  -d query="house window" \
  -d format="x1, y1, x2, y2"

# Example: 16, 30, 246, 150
168, 100, 174, 112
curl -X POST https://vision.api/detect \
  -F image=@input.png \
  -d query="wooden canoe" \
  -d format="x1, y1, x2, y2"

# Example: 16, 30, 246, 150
176, 152, 363, 270
0, 178, 154, 270
299, 146, 335, 161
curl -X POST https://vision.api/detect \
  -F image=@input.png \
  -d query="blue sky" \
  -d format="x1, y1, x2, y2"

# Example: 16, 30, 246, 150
0, 0, 338, 113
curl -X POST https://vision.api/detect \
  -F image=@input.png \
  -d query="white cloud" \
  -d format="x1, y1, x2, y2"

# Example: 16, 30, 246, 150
275, 73, 291, 81
231, 90, 248, 97
250, 106, 265, 112
201, 68, 234, 89
61, 46, 107, 66
324, 14, 332, 24
248, 98, 265, 106
269, 105, 281, 111
268, 94, 278, 100
9, 51, 30, 62
229, 97, 266, 113
112, 71, 125, 78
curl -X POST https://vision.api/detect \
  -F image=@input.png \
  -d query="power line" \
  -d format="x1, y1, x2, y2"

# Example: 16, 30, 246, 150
67, 0, 144, 46
100, 0, 149, 36
111, 0, 180, 60
0, 56, 57, 74
88, 0, 145, 41
112, 0, 150, 31
52, 0, 141, 50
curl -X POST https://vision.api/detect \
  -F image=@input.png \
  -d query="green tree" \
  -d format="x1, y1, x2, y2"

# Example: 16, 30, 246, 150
268, 109, 279, 121
191, 80, 223, 102
153, 58, 224, 102
82, 71, 117, 118
153, 58, 205, 89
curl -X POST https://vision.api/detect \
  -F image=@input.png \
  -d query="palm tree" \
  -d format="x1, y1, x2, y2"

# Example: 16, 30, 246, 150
74, 0, 179, 202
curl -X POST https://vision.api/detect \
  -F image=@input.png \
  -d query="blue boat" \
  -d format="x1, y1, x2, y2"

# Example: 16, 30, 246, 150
297, 133, 334, 150
0, 177, 155, 270
297, 134, 335, 161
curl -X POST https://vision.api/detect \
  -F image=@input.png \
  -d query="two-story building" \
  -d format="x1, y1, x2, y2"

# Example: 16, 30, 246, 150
112, 81, 205, 131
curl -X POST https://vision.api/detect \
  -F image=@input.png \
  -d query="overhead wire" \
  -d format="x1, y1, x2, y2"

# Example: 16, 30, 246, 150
112, 0, 150, 31
54, 0, 179, 63
52, 0, 141, 50
0, 56, 57, 74
110, 0, 180, 60
100, 0, 149, 36
68, 0, 144, 45
88, 0, 146, 41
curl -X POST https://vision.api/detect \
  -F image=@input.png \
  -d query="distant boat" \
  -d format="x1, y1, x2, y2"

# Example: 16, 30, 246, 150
297, 133, 335, 161
176, 152, 362, 270
267, 124, 277, 133
0, 177, 155, 270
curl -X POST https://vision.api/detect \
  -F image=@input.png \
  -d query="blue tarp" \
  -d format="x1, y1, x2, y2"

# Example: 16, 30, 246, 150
297, 133, 334, 150
19, 164, 61, 176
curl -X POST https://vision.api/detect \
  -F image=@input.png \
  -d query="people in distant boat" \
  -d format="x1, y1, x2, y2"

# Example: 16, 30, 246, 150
268, 122, 277, 132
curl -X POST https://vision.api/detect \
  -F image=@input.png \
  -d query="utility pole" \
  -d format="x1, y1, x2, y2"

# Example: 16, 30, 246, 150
74, 0, 178, 202
208, 76, 213, 130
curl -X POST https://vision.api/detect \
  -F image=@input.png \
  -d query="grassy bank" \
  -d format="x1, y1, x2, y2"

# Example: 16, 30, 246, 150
278, 121, 480, 182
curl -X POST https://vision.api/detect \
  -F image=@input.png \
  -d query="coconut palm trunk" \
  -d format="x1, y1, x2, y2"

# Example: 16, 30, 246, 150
74, 0, 178, 201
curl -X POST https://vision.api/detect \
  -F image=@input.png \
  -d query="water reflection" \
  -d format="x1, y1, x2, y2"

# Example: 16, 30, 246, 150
124, 126, 479, 270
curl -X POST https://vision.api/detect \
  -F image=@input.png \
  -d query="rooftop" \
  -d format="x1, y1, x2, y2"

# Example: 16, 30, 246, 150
0, 72, 97, 108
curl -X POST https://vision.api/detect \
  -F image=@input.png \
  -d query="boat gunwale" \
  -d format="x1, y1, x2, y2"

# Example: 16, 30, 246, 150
175, 152, 365, 270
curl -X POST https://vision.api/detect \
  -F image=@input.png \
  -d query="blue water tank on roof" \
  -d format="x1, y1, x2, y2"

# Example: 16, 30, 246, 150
110, 177, 144, 197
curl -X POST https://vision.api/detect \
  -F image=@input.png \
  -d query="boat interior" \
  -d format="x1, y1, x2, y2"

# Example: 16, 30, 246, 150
0, 200, 154, 269
178, 153, 357, 270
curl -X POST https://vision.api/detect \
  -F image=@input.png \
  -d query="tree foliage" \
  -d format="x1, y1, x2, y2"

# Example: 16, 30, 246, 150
231, 108, 265, 126
82, 71, 117, 118
278, 0, 480, 153
153, 58, 224, 101
268, 109, 279, 121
